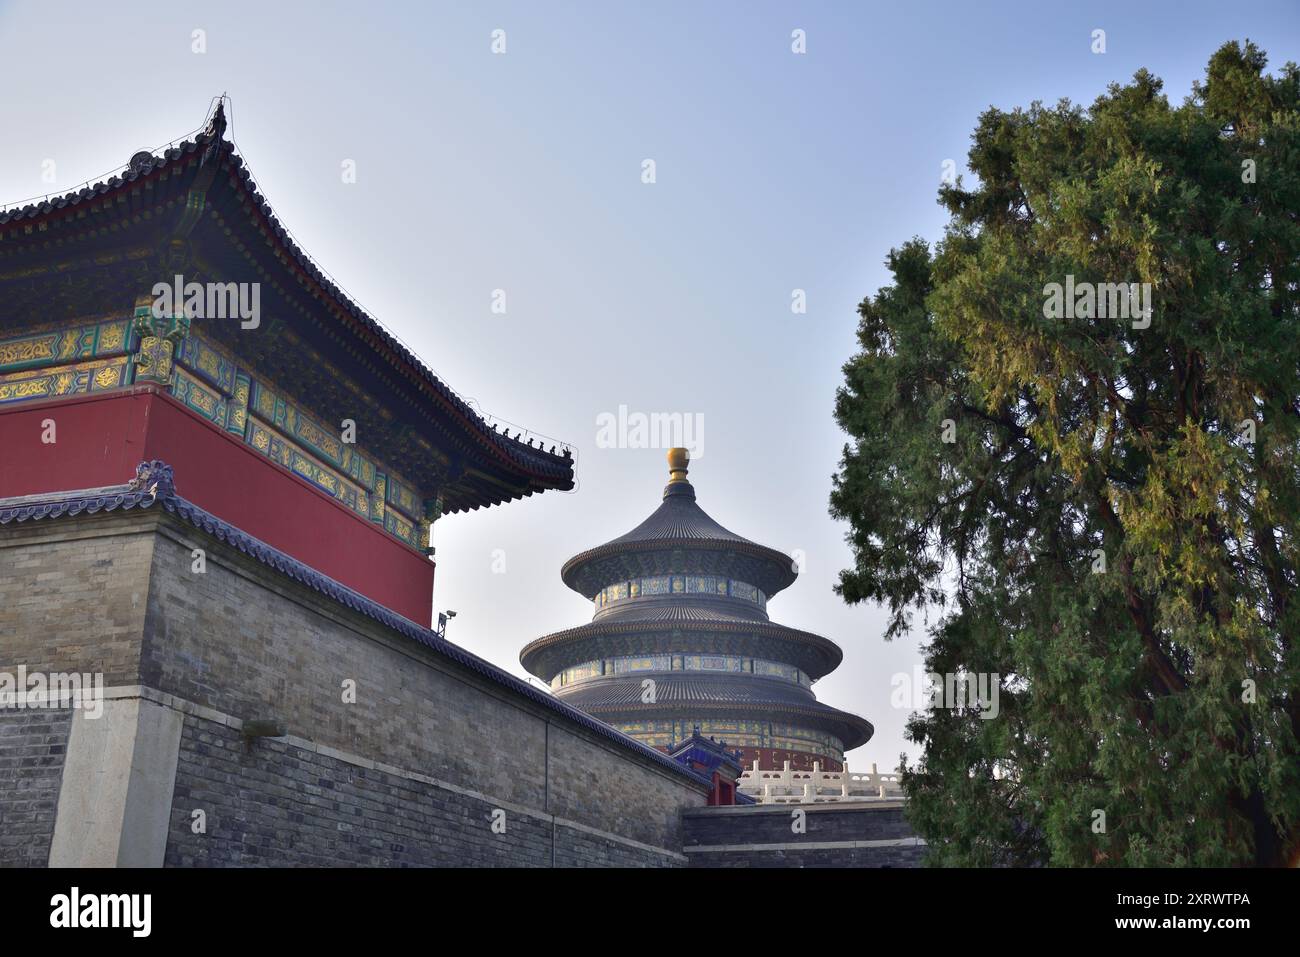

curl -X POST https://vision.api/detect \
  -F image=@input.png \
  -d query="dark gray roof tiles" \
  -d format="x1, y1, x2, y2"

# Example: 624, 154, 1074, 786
595, 601, 770, 625
560, 479, 799, 598
556, 673, 875, 749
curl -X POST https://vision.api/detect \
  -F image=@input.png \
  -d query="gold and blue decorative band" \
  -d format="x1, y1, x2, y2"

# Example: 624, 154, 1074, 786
171, 366, 229, 426
552, 654, 810, 690
175, 335, 236, 394
594, 575, 766, 610
0, 355, 130, 405
0, 318, 132, 375
251, 380, 377, 489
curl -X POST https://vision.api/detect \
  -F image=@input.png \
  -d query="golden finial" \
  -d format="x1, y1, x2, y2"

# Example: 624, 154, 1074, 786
667, 447, 690, 484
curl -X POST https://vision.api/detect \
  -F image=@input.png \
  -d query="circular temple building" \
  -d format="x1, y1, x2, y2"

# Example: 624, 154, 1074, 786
521, 448, 872, 771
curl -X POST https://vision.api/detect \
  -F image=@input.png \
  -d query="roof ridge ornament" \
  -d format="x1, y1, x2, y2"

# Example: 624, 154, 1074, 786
207, 99, 228, 141
198, 97, 229, 168
127, 460, 176, 501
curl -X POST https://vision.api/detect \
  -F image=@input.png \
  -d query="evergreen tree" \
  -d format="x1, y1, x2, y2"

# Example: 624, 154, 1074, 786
832, 42, 1300, 866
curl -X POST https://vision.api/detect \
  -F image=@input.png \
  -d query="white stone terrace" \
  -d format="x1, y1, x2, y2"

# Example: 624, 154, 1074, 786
738, 760, 905, 804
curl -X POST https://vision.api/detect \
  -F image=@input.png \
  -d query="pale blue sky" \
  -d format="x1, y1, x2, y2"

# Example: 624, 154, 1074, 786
2, 1, 1294, 769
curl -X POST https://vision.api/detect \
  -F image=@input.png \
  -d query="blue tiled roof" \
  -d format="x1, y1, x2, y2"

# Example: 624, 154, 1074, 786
669, 732, 744, 773
0, 461, 710, 789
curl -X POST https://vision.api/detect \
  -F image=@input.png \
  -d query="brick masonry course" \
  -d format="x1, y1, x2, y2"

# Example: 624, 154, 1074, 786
0, 708, 71, 867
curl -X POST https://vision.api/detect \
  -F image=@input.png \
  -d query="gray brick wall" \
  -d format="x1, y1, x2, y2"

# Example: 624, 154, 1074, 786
0, 708, 71, 867
682, 802, 926, 868
139, 520, 703, 855
0, 510, 705, 866
165, 714, 682, 867
165, 715, 551, 866
0, 515, 155, 684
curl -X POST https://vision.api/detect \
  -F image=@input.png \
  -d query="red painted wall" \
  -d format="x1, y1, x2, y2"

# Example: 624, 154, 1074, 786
728, 747, 843, 773
0, 389, 153, 493
0, 387, 435, 626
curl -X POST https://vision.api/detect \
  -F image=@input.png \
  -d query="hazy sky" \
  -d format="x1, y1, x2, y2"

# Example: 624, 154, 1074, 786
2, 1, 1294, 770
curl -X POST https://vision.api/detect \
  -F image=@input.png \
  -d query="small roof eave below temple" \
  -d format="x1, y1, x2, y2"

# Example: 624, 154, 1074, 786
560, 538, 797, 600
520, 616, 845, 683
558, 674, 875, 752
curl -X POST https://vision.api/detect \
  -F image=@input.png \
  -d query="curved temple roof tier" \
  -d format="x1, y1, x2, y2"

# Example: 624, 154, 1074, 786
0, 100, 574, 626
0, 102, 574, 514
522, 448, 872, 772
